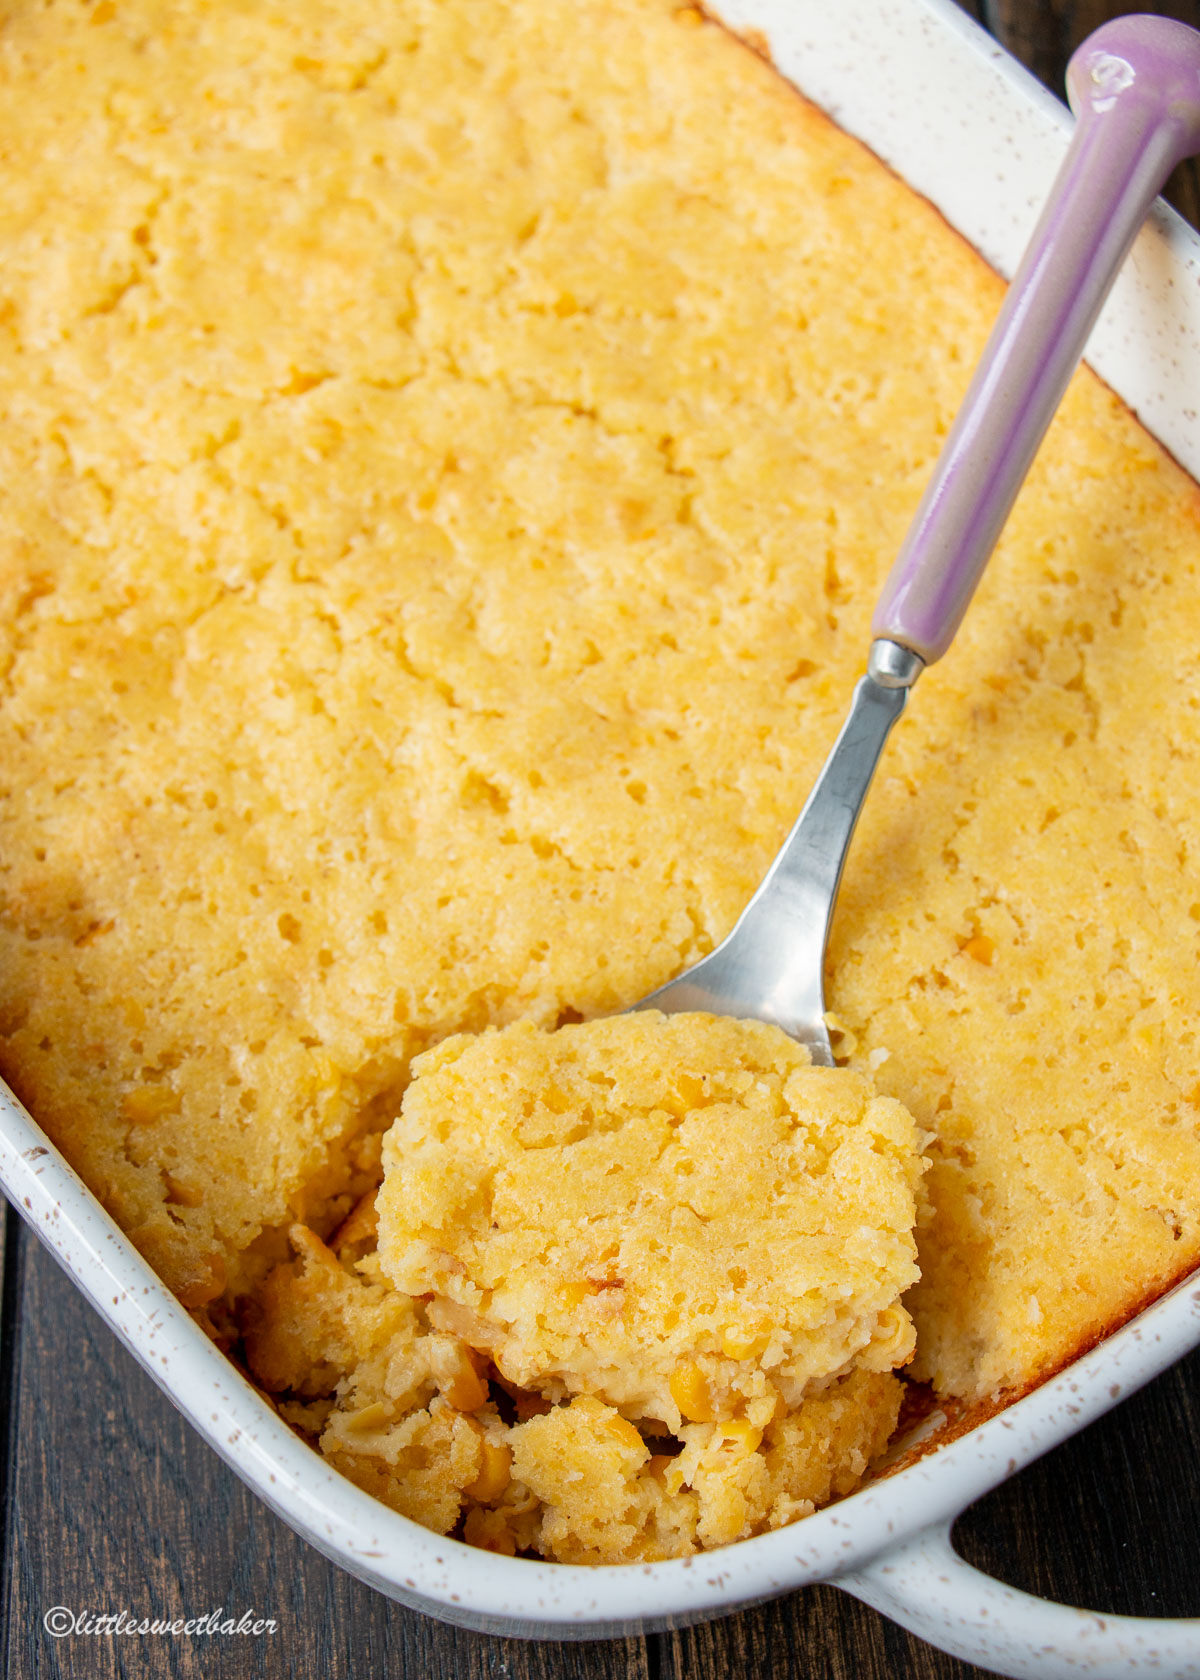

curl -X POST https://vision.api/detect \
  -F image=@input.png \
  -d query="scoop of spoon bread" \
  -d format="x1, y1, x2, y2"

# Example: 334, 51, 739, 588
377, 1011, 927, 1430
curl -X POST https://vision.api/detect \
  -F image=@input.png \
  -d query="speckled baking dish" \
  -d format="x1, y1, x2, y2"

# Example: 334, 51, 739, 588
3, 3, 1200, 1675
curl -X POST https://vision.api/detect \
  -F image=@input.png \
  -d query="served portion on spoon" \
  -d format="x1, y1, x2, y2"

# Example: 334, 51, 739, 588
266, 1011, 925, 1561
218, 11, 1200, 1562
330, 15, 1200, 1559
379, 1014, 921, 1424
639, 14, 1200, 1065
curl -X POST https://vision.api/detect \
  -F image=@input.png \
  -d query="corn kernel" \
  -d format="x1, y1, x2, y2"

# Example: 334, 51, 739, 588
714, 1419, 762, 1455
467, 1437, 512, 1502
720, 1327, 759, 1360
875, 1304, 909, 1345
432, 1337, 490, 1413
670, 1361, 716, 1422
961, 934, 995, 965
604, 1413, 648, 1455
647, 1454, 687, 1495
120, 1085, 181, 1125
823, 1011, 858, 1057
667, 1072, 707, 1114
344, 1401, 392, 1433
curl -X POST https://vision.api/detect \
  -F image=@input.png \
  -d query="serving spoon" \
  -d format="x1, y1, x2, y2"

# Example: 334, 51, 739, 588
638, 13, 1200, 1065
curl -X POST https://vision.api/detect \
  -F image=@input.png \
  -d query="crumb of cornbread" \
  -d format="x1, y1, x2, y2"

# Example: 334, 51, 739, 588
376, 1013, 924, 1432
245, 1220, 511, 1537
0, 0, 1198, 1409
502, 1369, 901, 1562
246, 1210, 903, 1560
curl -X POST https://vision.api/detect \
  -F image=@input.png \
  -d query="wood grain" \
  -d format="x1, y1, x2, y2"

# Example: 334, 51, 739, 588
978, 0, 1200, 220
4, 5, 1200, 1678
4, 1217, 1199, 1680
0, 1221, 652, 1680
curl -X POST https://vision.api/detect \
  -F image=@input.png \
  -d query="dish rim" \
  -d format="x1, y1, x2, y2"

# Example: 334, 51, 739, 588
4, 1080, 1199, 1640
2, 0, 1200, 1659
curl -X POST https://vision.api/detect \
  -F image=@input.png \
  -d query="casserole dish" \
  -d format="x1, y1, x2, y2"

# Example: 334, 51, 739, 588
3, 1, 1200, 1674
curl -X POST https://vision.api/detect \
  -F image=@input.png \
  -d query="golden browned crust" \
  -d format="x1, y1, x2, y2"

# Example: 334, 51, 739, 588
0, 0, 1195, 1524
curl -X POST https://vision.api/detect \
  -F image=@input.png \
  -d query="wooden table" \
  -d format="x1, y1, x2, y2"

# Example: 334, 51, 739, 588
3, 5, 1200, 1676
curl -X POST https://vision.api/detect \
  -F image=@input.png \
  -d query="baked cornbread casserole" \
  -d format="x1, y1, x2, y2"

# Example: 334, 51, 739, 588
254, 1012, 923, 1558
1, 0, 1199, 1563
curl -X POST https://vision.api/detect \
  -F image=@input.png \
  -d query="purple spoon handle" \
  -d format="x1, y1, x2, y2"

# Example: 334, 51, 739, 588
871, 15, 1200, 667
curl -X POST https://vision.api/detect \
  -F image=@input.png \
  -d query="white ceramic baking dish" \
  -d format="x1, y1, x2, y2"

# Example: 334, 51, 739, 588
3, 3, 1200, 1675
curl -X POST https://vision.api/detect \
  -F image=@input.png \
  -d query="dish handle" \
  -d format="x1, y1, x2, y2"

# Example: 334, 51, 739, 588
835, 1520, 1200, 1679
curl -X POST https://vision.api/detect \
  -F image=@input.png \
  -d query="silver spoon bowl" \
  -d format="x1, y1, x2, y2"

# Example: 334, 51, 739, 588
638, 15, 1200, 1064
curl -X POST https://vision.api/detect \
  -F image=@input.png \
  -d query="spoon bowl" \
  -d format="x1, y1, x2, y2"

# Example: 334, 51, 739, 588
637, 13, 1200, 1066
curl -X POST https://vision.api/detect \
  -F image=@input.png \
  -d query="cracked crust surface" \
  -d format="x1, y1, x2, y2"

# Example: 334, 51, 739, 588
0, 0, 1195, 1414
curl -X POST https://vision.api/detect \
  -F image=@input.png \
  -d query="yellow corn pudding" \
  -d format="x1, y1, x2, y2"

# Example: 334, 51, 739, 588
377, 1014, 922, 1428
1, 0, 1200, 1559
247, 1216, 905, 1561
252, 1012, 922, 1560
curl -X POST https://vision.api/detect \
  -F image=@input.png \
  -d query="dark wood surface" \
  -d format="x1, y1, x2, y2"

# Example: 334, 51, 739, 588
4, 5, 1200, 1677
